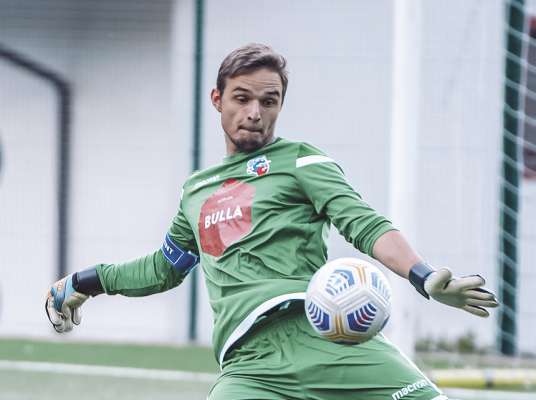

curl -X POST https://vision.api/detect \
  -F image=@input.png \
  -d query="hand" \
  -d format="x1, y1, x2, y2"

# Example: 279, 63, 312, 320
45, 274, 89, 333
424, 268, 499, 317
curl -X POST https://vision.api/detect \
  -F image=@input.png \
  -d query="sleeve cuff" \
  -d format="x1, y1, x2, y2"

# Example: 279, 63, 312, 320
365, 224, 398, 257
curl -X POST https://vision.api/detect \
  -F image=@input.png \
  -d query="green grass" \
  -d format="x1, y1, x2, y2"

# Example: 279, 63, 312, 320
0, 338, 217, 400
0, 370, 213, 400
0, 337, 218, 372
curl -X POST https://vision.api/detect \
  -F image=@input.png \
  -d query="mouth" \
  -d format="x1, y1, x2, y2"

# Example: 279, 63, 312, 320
239, 126, 263, 134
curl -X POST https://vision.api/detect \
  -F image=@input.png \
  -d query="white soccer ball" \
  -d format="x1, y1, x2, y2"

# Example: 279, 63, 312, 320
305, 258, 392, 344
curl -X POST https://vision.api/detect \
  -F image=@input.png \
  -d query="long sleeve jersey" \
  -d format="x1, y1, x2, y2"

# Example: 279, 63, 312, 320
96, 137, 396, 365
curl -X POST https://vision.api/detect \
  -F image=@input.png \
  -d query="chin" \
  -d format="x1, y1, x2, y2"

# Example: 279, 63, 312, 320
231, 133, 266, 152
226, 128, 273, 153
238, 139, 264, 152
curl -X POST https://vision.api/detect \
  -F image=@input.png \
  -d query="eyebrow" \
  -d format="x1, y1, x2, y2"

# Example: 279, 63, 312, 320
265, 90, 281, 98
232, 87, 281, 97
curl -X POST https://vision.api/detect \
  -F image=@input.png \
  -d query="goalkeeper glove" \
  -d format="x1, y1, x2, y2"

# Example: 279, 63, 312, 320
45, 267, 103, 333
409, 262, 499, 317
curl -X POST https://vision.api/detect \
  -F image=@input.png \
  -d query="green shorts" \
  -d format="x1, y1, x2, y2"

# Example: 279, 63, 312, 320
208, 302, 448, 400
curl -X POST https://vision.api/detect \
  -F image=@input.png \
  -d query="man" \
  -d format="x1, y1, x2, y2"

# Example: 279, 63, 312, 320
46, 43, 498, 400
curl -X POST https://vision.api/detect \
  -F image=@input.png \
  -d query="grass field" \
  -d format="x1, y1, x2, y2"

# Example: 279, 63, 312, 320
0, 338, 219, 372
0, 370, 213, 400
0, 338, 217, 400
1, 338, 534, 400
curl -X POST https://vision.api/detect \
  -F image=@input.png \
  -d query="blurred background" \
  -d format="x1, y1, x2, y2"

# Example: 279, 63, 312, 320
0, 0, 535, 399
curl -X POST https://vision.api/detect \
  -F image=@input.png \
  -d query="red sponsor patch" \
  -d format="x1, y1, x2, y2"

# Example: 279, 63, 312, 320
199, 179, 255, 257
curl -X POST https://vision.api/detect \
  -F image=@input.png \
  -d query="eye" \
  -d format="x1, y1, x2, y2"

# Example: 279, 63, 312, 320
263, 98, 276, 107
235, 96, 248, 104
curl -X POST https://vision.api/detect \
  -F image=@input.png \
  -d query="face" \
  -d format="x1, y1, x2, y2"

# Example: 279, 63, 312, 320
211, 68, 283, 155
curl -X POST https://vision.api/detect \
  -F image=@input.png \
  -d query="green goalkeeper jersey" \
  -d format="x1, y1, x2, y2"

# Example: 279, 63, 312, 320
96, 137, 395, 365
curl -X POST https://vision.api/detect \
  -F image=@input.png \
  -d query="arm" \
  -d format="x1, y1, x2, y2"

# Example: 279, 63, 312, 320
372, 229, 499, 317
371, 230, 422, 279
46, 201, 199, 332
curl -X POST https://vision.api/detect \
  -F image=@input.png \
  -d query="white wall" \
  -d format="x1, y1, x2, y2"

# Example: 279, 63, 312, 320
414, 0, 504, 348
519, 181, 536, 354
0, 0, 194, 345
518, 0, 536, 357
0, 62, 57, 336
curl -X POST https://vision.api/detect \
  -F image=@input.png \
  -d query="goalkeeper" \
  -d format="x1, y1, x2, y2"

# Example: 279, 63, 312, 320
46, 43, 498, 400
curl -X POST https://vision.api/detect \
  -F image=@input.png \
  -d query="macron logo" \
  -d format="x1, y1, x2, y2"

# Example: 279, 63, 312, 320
193, 175, 220, 190
391, 379, 429, 400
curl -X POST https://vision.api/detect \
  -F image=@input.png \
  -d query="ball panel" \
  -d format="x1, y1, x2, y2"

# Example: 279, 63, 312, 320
346, 302, 377, 333
306, 300, 331, 332
325, 268, 355, 296
370, 270, 391, 302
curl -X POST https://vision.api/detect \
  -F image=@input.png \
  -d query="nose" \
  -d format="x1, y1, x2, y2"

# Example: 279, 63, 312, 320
247, 100, 261, 122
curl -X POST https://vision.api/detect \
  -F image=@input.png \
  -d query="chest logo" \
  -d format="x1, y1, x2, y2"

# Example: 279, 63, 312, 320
198, 179, 255, 257
246, 155, 271, 176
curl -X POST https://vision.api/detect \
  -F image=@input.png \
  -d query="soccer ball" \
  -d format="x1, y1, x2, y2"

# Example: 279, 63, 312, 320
305, 258, 392, 344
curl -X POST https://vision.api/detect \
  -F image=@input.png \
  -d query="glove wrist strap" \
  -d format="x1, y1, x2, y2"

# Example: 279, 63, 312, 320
409, 262, 435, 299
73, 266, 104, 296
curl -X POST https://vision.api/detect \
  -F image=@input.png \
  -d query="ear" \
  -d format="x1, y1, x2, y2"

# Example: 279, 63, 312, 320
211, 88, 222, 112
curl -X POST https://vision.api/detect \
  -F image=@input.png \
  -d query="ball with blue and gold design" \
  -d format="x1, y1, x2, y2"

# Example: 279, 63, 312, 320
305, 258, 392, 344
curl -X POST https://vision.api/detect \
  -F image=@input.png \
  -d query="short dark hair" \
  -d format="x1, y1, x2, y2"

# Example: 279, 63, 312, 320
216, 43, 289, 103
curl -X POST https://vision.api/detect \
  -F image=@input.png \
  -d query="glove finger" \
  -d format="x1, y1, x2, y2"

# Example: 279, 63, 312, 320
72, 307, 82, 325
424, 268, 452, 294
45, 298, 66, 333
465, 288, 498, 302
45, 293, 64, 326
53, 322, 66, 333
61, 305, 74, 332
466, 298, 499, 308
51, 312, 66, 333
62, 316, 73, 332
462, 304, 490, 318
449, 274, 486, 292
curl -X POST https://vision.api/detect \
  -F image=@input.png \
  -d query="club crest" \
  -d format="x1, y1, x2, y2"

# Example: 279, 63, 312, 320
246, 155, 271, 176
